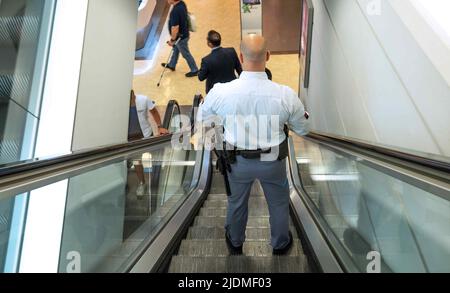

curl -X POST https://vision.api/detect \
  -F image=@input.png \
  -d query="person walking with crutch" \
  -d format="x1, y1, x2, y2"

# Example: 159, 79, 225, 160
161, 0, 199, 78
157, 39, 180, 87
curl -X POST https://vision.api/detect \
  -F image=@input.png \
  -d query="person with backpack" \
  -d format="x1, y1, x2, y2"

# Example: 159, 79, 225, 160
162, 0, 199, 78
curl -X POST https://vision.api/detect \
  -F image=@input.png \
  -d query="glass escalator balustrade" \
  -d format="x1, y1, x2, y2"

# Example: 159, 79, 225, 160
57, 145, 198, 273
0, 0, 52, 165
0, 142, 200, 273
292, 135, 450, 273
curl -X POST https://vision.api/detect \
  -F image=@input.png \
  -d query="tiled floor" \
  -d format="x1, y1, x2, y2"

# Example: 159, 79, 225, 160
133, 0, 300, 107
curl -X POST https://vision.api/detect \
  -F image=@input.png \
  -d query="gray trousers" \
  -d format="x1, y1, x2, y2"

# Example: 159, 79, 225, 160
225, 156, 290, 250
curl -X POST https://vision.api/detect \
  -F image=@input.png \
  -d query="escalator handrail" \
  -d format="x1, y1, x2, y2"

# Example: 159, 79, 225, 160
307, 132, 450, 174
190, 94, 203, 130
0, 99, 184, 179
0, 135, 172, 178
190, 94, 204, 135
150, 99, 184, 199
162, 99, 182, 130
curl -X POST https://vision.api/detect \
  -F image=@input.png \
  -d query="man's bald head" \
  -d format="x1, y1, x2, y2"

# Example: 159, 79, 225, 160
240, 35, 269, 71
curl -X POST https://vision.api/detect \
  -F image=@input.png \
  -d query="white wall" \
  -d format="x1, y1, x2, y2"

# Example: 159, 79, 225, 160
72, 0, 138, 151
301, 0, 450, 157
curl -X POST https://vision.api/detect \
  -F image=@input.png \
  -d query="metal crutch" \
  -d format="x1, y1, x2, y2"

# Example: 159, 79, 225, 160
157, 39, 180, 87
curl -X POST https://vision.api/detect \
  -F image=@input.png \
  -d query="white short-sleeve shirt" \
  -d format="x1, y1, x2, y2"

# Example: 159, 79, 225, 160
136, 94, 156, 138
197, 71, 309, 149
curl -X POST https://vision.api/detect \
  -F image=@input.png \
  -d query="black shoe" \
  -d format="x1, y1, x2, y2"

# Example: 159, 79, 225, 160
161, 63, 175, 71
225, 232, 243, 255
273, 231, 293, 255
185, 71, 198, 77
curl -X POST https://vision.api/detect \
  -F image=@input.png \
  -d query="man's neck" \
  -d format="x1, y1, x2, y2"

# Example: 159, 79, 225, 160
242, 66, 266, 72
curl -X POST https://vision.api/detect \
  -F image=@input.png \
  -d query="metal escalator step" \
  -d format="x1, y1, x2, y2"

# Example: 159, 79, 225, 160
178, 240, 304, 257
168, 256, 308, 273
207, 193, 265, 201
187, 226, 298, 240
204, 198, 269, 209
206, 194, 229, 201
209, 185, 227, 195
193, 216, 295, 228
194, 216, 270, 227
199, 207, 269, 217
211, 174, 226, 188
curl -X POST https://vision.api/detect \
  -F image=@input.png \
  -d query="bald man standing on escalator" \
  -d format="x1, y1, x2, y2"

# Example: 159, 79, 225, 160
197, 35, 310, 256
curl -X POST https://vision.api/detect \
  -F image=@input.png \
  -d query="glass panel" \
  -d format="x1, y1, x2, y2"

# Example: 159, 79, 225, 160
0, 97, 38, 164
57, 144, 201, 273
0, 193, 27, 273
292, 135, 450, 273
168, 110, 182, 134
0, 197, 14, 271
0, 0, 54, 164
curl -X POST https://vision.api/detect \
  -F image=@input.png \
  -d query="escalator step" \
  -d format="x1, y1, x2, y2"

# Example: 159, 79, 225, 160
193, 216, 295, 228
203, 198, 269, 209
186, 226, 298, 240
194, 216, 270, 227
168, 256, 308, 273
211, 174, 226, 188
207, 193, 265, 201
177, 240, 304, 257
199, 207, 269, 217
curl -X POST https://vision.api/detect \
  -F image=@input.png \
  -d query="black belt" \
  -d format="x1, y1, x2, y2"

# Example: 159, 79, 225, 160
236, 148, 272, 159
231, 139, 289, 161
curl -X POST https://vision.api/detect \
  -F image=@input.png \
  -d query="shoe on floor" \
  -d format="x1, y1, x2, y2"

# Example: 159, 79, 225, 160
273, 231, 293, 255
161, 63, 175, 71
225, 232, 243, 256
185, 71, 198, 77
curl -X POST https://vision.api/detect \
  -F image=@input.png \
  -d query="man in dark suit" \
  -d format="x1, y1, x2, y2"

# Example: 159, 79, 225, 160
198, 30, 242, 94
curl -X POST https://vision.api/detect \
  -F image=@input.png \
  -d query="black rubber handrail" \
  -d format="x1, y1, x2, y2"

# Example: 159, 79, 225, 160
150, 99, 186, 207
0, 135, 172, 178
307, 132, 450, 174
162, 99, 181, 130
190, 94, 203, 134
0, 99, 183, 178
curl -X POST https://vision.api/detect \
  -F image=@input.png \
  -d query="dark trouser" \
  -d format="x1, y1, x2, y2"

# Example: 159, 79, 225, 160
168, 37, 198, 72
225, 156, 291, 250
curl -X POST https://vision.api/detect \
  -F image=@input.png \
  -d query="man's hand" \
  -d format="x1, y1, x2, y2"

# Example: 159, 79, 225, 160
158, 127, 170, 135
167, 40, 175, 47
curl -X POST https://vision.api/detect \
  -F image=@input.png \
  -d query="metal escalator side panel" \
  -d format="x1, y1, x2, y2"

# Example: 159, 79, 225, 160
287, 136, 345, 273
289, 134, 450, 273
129, 150, 211, 273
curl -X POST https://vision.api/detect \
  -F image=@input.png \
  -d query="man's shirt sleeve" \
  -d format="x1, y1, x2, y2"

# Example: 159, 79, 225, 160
197, 85, 221, 125
147, 99, 156, 111
286, 88, 309, 136
171, 9, 181, 27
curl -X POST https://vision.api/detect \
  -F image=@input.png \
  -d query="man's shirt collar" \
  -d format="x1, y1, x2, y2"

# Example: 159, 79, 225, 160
239, 71, 269, 80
